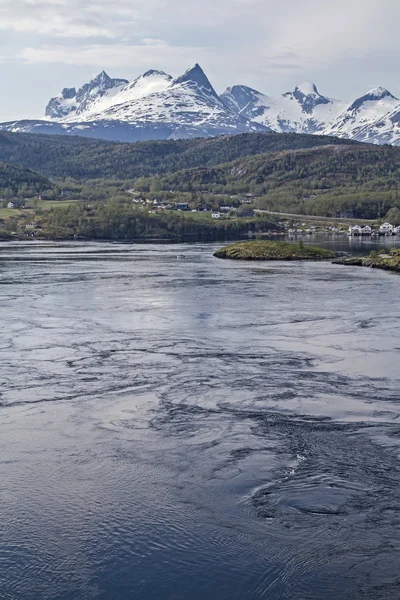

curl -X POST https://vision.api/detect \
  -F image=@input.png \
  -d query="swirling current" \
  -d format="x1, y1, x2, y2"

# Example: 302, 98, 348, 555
1, 240, 400, 600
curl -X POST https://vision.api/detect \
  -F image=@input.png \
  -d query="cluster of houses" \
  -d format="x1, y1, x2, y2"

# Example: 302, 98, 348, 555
286, 224, 345, 235
146, 200, 232, 216
290, 223, 317, 235
348, 222, 400, 236
135, 196, 256, 219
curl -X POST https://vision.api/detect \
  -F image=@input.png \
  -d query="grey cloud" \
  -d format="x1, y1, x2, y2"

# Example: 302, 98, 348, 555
1, 0, 400, 120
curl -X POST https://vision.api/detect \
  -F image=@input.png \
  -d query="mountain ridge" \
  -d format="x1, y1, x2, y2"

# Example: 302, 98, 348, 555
0, 130, 361, 180
2, 64, 400, 145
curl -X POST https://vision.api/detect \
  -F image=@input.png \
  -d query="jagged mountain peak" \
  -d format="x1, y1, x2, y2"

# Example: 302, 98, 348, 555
91, 70, 111, 83
45, 71, 129, 119
79, 71, 128, 94
83, 70, 128, 92
174, 63, 205, 82
222, 81, 344, 134
173, 64, 218, 97
220, 85, 266, 117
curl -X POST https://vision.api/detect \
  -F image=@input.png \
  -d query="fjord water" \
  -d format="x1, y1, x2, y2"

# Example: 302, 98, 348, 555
1, 241, 400, 600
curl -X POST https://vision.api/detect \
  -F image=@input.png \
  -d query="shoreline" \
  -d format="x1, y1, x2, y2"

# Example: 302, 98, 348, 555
333, 251, 400, 273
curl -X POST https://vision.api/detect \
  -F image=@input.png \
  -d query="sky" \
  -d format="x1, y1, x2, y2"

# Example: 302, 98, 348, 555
0, 0, 399, 120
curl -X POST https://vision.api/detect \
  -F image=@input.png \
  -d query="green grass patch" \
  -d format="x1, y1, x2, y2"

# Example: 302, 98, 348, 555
0, 208, 24, 218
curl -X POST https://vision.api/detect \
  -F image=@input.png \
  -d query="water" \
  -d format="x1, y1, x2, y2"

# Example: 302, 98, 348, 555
288, 232, 400, 255
1, 241, 400, 600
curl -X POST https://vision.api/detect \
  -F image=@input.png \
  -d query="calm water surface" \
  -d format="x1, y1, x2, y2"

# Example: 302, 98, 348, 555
1, 241, 400, 600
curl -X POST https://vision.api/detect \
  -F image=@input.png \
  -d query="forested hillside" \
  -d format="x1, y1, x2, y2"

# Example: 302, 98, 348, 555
0, 131, 359, 180
0, 162, 53, 197
136, 144, 400, 218
2, 130, 400, 219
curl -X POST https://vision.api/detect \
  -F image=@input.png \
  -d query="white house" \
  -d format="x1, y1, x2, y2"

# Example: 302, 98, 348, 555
394, 225, 400, 234
361, 225, 372, 235
349, 225, 362, 235
7, 202, 15, 209
379, 222, 394, 234
211, 213, 221, 219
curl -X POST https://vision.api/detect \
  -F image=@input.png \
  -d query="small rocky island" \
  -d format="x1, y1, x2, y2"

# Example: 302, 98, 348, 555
334, 248, 400, 273
214, 240, 337, 260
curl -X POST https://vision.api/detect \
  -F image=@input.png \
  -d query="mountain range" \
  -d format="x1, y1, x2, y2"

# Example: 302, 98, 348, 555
2, 64, 400, 145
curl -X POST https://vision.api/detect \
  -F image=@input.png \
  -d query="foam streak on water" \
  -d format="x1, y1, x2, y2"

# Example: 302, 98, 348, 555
1, 241, 400, 599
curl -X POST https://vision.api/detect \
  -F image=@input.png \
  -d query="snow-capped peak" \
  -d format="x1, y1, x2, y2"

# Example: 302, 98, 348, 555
123, 70, 172, 95
284, 82, 332, 114
40, 63, 265, 139
77, 71, 129, 100
45, 71, 128, 119
221, 82, 344, 133
364, 86, 396, 100
220, 85, 263, 114
173, 63, 218, 98
294, 82, 320, 97
346, 87, 398, 113
142, 69, 171, 79
326, 86, 400, 140
90, 70, 112, 85
28, 64, 400, 146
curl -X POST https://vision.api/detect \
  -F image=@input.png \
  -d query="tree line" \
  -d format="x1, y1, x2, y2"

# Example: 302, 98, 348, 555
38, 202, 278, 241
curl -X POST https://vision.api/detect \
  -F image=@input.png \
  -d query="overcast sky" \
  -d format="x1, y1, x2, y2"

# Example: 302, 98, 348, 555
0, 0, 399, 120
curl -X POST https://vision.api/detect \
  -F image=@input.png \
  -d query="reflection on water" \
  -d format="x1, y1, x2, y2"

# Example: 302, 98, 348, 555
1, 241, 400, 600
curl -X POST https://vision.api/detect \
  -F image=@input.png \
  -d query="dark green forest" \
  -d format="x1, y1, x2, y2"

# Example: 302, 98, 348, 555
0, 131, 360, 180
0, 162, 53, 197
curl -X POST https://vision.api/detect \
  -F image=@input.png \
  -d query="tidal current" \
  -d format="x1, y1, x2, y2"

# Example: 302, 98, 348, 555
1, 241, 400, 599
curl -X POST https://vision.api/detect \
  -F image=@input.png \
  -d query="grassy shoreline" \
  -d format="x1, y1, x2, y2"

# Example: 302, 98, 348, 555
214, 240, 337, 260
333, 249, 400, 273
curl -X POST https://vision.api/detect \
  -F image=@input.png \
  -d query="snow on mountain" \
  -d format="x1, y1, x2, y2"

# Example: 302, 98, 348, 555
3, 65, 400, 145
326, 87, 400, 139
221, 82, 345, 134
45, 71, 129, 120
8, 64, 260, 141
57, 70, 173, 123
221, 82, 400, 144
340, 102, 400, 145
75, 64, 260, 134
